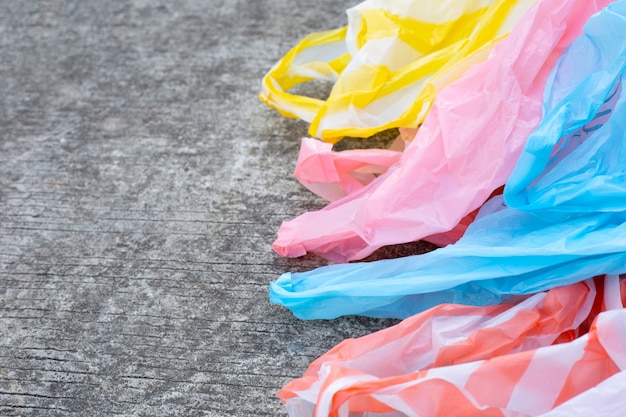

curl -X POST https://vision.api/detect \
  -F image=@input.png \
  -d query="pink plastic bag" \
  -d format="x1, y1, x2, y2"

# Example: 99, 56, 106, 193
293, 137, 477, 246
279, 277, 625, 417
294, 137, 402, 202
274, 0, 611, 262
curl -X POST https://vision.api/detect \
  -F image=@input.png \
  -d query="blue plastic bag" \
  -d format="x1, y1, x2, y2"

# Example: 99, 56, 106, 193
270, 2, 626, 320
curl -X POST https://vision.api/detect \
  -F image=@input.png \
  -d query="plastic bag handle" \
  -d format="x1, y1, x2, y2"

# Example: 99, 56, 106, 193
259, 27, 350, 123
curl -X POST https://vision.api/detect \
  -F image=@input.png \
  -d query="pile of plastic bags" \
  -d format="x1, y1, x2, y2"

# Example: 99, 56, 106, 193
260, 1, 626, 416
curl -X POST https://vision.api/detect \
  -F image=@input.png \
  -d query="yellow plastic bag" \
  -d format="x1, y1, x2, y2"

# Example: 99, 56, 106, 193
260, 0, 538, 142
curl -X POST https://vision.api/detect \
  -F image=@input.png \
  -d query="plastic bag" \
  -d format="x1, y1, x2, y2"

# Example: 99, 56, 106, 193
269, 2, 626, 320
273, 0, 609, 262
279, 279, 597, 416
294, 137, 402, 202
280, 288, 626, 417
293, 137, 477, 246
260, 0, 539, 142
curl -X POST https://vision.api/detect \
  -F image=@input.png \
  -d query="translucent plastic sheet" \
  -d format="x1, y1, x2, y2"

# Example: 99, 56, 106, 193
260, 0, 538, 141
280, 301, 626, 417
269, 2, 626, 320
273, 0, 609, 262
536, 371, 626, 417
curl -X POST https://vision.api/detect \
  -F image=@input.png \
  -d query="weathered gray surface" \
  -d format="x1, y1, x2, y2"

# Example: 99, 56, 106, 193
0, 2, 433, 416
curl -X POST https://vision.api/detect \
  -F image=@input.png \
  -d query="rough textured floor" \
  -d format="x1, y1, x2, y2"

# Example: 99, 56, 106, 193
0, 1, 435, 416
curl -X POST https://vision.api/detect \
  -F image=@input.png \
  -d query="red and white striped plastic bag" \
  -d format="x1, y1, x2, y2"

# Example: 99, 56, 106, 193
279, 276, 625, 417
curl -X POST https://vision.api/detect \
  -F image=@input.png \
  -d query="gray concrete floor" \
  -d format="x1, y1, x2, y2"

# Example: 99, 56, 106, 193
0, 1, 434, 415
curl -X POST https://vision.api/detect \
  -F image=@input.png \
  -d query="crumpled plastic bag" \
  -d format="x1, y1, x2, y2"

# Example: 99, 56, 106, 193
269, 1, 626, 320
294, 137, 402, 202
273, 0, 609, 262
279, 279, 596, 416
278, 277, 626, 417
260, 0, 538, 142
294, 130, 419, 202
293, 137, 477, 246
